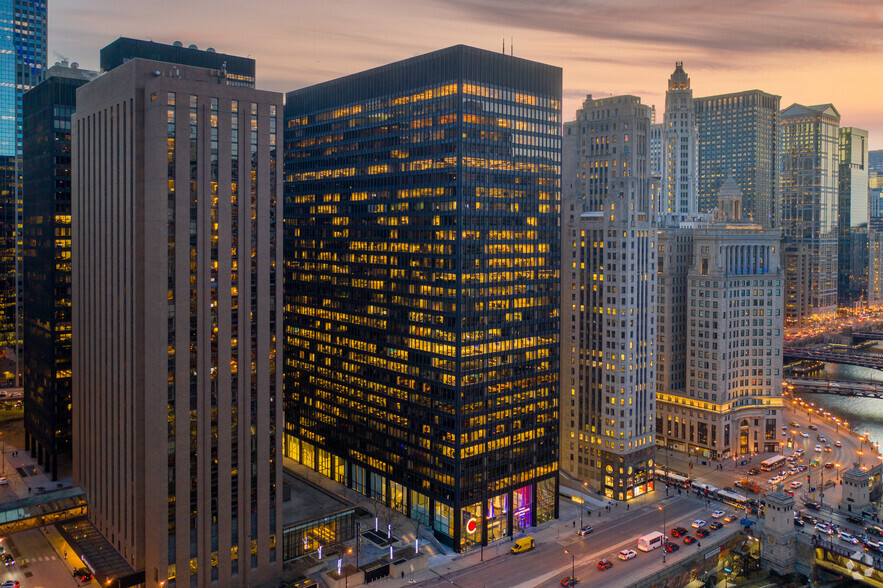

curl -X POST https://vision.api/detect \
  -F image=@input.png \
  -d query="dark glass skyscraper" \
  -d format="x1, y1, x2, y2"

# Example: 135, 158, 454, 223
0, 0, 46, 351
283, 45, 561, 550
23, 63, 98, 480
695, 90, 780, 226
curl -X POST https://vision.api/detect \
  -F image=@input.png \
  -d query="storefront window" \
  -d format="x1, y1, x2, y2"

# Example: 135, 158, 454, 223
536, 478, 555, 524
513, 485, 532, 531
486, 494, 509, 541
433, 502, 452, 538
390, 481, 406, 514
460, 502, 482, 551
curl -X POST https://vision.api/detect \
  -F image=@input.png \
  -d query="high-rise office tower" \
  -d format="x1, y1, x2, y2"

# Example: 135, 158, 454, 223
0, 0, 46, 353
284, 45, 561, 550
695, 90, 780, 227
100, 37, 256, 88
561, 94, 656, 500
656, 178, 784, 458
650, 122, 663, 179
73, 58, 282, 586
22, 62, 98, 481
838, 127, 869, 304
870, 150, 883, 176
662, 62, 698, 220
780, 103, 840, 324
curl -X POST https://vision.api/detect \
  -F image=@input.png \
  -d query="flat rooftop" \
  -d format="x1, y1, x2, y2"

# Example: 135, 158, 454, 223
282, 464, 356, 527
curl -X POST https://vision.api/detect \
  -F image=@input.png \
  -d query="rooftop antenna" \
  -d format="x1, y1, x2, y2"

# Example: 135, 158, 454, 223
502, 37, 505, 54
510, 36, 513, 56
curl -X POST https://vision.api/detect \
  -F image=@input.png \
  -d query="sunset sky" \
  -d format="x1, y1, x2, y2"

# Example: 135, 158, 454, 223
52, 0, 883, 148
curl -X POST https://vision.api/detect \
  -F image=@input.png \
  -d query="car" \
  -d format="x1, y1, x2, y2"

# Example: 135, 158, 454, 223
840, 532, 860, 545
815, 523, 834, 535
618, 549, 637, 561
2, 553, 13, 566
817, 435, 826, 442
692, 520, 706, 528
0, 477, 6, 486
809, 424, 818, 430
710, 521, 724, 530
802, 514, 819, 524
804, 501, 822, 510
815, 445, 822, 452
683, 535, 697, 544
846, 515, 864, 525
794, 517, 805, 527
74, 568, 93, 582
577, 525, 594, 536
696, 528, 710, 538
800, 432, 810, 438
795, 449, 805, 456
597, 559, 613, 570
835, 440, 843, 447
790, 481, 803, 489
0, 581, 19, 588
825, 445, 833, 453
790, 421, 800, 427
865, 540, 883, 554
711, 510, 726, 519
785, 490, 795, 497
825, 462, 834, 469
798, 465, 808, 472
867, 526, 883, 537
747, 467, 760, 475
723, 515, 736, 523
663, 542, 680, 553
670, 527, 688, 538
561, 577, 580, 587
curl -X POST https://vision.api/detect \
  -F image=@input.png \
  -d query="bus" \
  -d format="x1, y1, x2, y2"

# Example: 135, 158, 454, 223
760, 455, 787, 471
637, 531, 665, 551
716, 489, 749, 510
654, 468, 692, 488
692, 482, 719, 497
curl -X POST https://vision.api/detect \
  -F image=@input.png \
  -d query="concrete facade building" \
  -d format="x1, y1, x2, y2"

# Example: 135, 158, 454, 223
656, 178, 784, 458
695, 90, 780, 227
562, 94, 656, 500
780, 103, 840, 324
838, 127, 869, 305
22, 62, 98, 481
662, 62, 699, 221
73, 59, 283, 587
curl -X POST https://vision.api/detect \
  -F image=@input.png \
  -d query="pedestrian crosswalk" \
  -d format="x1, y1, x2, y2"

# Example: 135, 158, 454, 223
15, 554, 58, 564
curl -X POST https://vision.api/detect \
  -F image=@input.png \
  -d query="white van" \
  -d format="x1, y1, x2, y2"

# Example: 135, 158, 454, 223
637, 531, 665, 551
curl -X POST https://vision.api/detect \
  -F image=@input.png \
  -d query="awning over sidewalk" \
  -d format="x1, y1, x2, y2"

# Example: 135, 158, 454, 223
56, 517, 144, 588
740, 519, 756, 526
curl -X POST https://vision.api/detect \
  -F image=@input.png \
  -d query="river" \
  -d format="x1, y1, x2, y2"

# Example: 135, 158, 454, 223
796, 361, 883, 452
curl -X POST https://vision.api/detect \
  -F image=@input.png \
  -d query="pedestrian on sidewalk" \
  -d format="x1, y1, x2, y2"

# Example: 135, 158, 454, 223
627, 504, 629, 511
573, 521, 575, 528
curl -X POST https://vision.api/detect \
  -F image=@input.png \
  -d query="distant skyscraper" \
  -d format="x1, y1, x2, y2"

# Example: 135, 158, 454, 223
73, 59, 282, 586
780, 103, 840, 324
22, 62, 98, 481
869, 149, 883, 176
0, 0, 46, 351
838, 127, 869, 304
100, 37, 256, 87
284, 45, 561, 550
650, 122, 663, 178
656, 178, 784, 458
695, 90, 780, 226
662, 62, 698, 220
562, 94, 656, 500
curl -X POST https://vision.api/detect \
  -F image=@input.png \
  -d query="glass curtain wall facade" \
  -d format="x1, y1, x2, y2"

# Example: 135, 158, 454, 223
695, 90, 780, 227
838, 127, 869, 305
780, 104, 840, 324
22, 65, 97, 481
0, 0, 45, 351
283, 45, 561, 550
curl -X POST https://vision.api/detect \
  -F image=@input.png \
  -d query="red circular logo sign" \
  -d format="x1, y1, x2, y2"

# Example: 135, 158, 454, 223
466, 518, 477, 534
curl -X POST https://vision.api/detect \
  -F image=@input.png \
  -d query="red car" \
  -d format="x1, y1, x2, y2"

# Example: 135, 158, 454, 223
561, 577, 580, 587
597, 559, 613, 570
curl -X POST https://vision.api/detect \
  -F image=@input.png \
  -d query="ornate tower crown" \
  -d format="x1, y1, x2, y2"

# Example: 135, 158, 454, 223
668, 61, 690, 91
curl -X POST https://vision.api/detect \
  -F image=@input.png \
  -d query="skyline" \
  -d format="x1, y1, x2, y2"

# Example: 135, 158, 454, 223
51, 0, 883, 148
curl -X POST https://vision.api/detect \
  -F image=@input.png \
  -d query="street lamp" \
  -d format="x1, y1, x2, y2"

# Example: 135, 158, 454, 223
345, 547, 353, 588
658, 505, 666, 562
564, 549, 575, 579
580, 482, 587, 529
